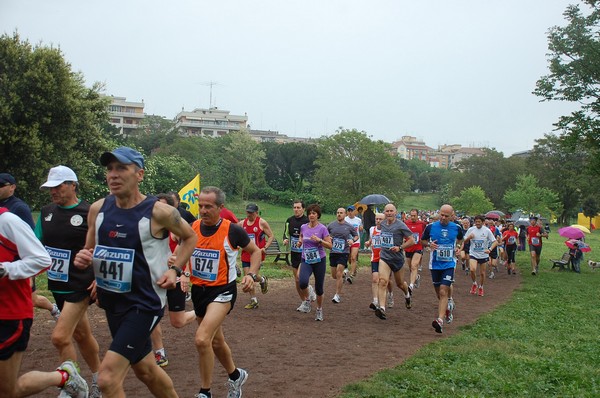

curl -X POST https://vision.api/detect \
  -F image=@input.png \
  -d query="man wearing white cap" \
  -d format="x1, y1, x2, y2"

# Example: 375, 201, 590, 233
36, 165, 102, 397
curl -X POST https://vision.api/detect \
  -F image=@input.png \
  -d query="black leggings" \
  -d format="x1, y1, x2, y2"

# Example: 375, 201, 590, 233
299, 259, 327, 296
506, 245, 517, 264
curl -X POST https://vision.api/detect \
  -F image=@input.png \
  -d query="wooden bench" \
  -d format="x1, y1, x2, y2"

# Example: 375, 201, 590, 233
549, 252, 571, 271
265, 239, 290, 266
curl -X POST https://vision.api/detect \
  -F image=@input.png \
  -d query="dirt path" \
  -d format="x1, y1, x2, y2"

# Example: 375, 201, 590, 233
22, 262, 520, 397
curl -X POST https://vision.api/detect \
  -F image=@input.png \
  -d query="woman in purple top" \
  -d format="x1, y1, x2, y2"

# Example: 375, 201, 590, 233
297, 204, 332, 321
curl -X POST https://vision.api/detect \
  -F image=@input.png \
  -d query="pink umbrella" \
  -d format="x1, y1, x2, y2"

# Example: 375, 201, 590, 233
558, 226, 585, 240
565, 239, 591, 253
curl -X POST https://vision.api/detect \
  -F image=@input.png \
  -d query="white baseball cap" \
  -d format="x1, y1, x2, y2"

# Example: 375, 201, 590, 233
40, 165, 78, 189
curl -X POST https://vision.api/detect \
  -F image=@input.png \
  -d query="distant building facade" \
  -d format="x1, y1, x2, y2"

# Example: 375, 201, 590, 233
106, 96, 145, 135
248, 128, 314, 144
175, 107, 248, 137
391, 136, 433, 161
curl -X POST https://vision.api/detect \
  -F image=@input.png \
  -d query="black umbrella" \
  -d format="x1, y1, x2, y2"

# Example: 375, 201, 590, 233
359, 194, 391, 205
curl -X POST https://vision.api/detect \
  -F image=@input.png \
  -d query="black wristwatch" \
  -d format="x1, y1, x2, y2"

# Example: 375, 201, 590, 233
248, 272, 258, 282
169, 266, 182, 277
183, 271, 191, 277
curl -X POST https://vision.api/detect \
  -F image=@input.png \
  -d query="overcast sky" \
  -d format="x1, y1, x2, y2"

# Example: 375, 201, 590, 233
2, 0, 581, 155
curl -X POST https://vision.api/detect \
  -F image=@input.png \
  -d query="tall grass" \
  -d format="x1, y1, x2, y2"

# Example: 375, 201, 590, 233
340, 230, 600, 397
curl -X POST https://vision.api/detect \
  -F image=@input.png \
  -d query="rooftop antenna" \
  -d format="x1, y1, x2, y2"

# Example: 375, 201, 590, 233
200, 81, 220, 108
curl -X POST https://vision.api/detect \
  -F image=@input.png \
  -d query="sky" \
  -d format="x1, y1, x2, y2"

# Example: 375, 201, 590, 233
2, 0, 582, 156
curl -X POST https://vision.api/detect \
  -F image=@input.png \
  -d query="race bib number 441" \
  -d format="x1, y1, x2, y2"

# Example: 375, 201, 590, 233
92, 245, 134, 293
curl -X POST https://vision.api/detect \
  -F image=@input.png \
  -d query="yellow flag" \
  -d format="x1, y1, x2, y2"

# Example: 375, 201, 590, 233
178, 174, 200, 218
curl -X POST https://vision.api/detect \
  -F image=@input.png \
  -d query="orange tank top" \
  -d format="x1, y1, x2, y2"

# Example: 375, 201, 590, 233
190, 219, 238, 287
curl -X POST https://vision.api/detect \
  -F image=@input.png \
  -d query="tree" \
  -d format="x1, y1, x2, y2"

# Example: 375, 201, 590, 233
451, 186, 494, 215
140, 154, 197, 195
129, 115, 178, 155
313, 128, 409, 210
262, 141, 317, 193
450, 149, 527, 210
534, 0, 600, 172
221, 131, 266, 200
0, 32, 114, 209
503, 174, 562, 219
527, 133, 594, 223
581, 195, 600, 229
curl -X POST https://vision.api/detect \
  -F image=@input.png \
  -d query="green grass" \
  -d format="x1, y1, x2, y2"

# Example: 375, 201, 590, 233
340, 230, 600, 398
397, 192, 440, 212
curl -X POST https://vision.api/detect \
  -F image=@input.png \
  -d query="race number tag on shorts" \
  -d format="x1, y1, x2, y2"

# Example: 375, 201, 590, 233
92, 245, 134, 293
508, 236, 516, 245
191, 248, 220, 281
436, 244, 454, 262
291, 237, 302, 253
372, 235, 382, 249
46, 246, 70, 282
472, 239, 485, 252
331, 238, 346, 253
304, 247, 321, 264
531, 237, 540, 246
412, 233, 420, 244
380, 232, 394, 249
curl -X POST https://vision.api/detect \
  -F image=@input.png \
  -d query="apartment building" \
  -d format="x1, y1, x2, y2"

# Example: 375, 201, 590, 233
175, 107, 247, 137
106, 96, 145, 135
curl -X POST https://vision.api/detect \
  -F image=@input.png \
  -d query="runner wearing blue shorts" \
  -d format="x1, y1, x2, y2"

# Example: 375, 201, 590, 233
327, 208, 358, 304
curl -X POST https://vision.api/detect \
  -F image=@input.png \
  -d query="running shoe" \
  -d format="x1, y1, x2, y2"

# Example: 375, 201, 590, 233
259, 276, 269, 294
535, 265, 539, 274
315, 308, 323, 321
89, 381, 101, 398
375, 306, 387, 320
308, 285, 317, 302
369, 302, 377, 311
387, 292, 394, 308
488, 271, 495, 279
58, 361, 89, 398
531, 270, 536, 276
405, 295, 412, 309
346, 274, 354, 284
155, 351, 169, 367
236, 266, 241, 278
244, 300, 259, 309
331, 294, 341, 304
447, 298, 455, 312
408, 284, 413, 296
227, 368, 248, 398
51, 303, 61, 321
297, 300, 311, 313
469, 283, 477, 295
418, 264, 423, 272
445, 309, 453, 324
194, 394, 210, 398
432, 318, 443, 333
343, 269, 349, 283
415, 274, 421, 288
478, 286, 484, 297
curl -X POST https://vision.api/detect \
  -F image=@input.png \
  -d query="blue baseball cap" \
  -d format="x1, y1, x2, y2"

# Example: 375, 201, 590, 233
347, 205, 356, 211
100, 147, 144, 169
0, 173, 16, 186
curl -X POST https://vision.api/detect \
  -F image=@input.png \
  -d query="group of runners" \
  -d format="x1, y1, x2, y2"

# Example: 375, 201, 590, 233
0, 145, 551, 397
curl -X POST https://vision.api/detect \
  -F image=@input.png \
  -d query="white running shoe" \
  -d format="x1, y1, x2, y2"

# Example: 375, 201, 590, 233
227, 368, 248, 398
488, 271, 495, 279
308, 285, 317, 302
315, 308, 323, 321
331, 294, 341, 303
387, 292, 394, 308
415, 274, 421, 288
296, 300, 311, 313
58, 361, 88, 398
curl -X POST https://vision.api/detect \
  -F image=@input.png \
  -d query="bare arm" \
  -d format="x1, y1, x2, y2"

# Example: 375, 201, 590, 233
261, 219, 275, 251
240, 240, 261, 292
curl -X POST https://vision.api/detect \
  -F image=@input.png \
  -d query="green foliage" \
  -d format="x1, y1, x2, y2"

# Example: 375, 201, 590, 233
0, 32, 115, 209
450, 149, 527, 210
129, 115, 178, 155
528, 134, 594, 223
534, 0, 600, 172
262, 141, 317, 193
221, 131, 266, 199
503, 174, 562, 218
400, 158, 450, 193
139, 154, 197, 195
451, 186, 494, 215
313, 128, 409, 211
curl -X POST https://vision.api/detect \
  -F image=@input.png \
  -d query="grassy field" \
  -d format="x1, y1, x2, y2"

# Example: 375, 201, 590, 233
340, 230, 600, 397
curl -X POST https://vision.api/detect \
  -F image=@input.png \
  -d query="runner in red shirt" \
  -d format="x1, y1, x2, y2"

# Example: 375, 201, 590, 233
404, 209, 427, 292
502, 222, 519, 275
526, 216, 547, 275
